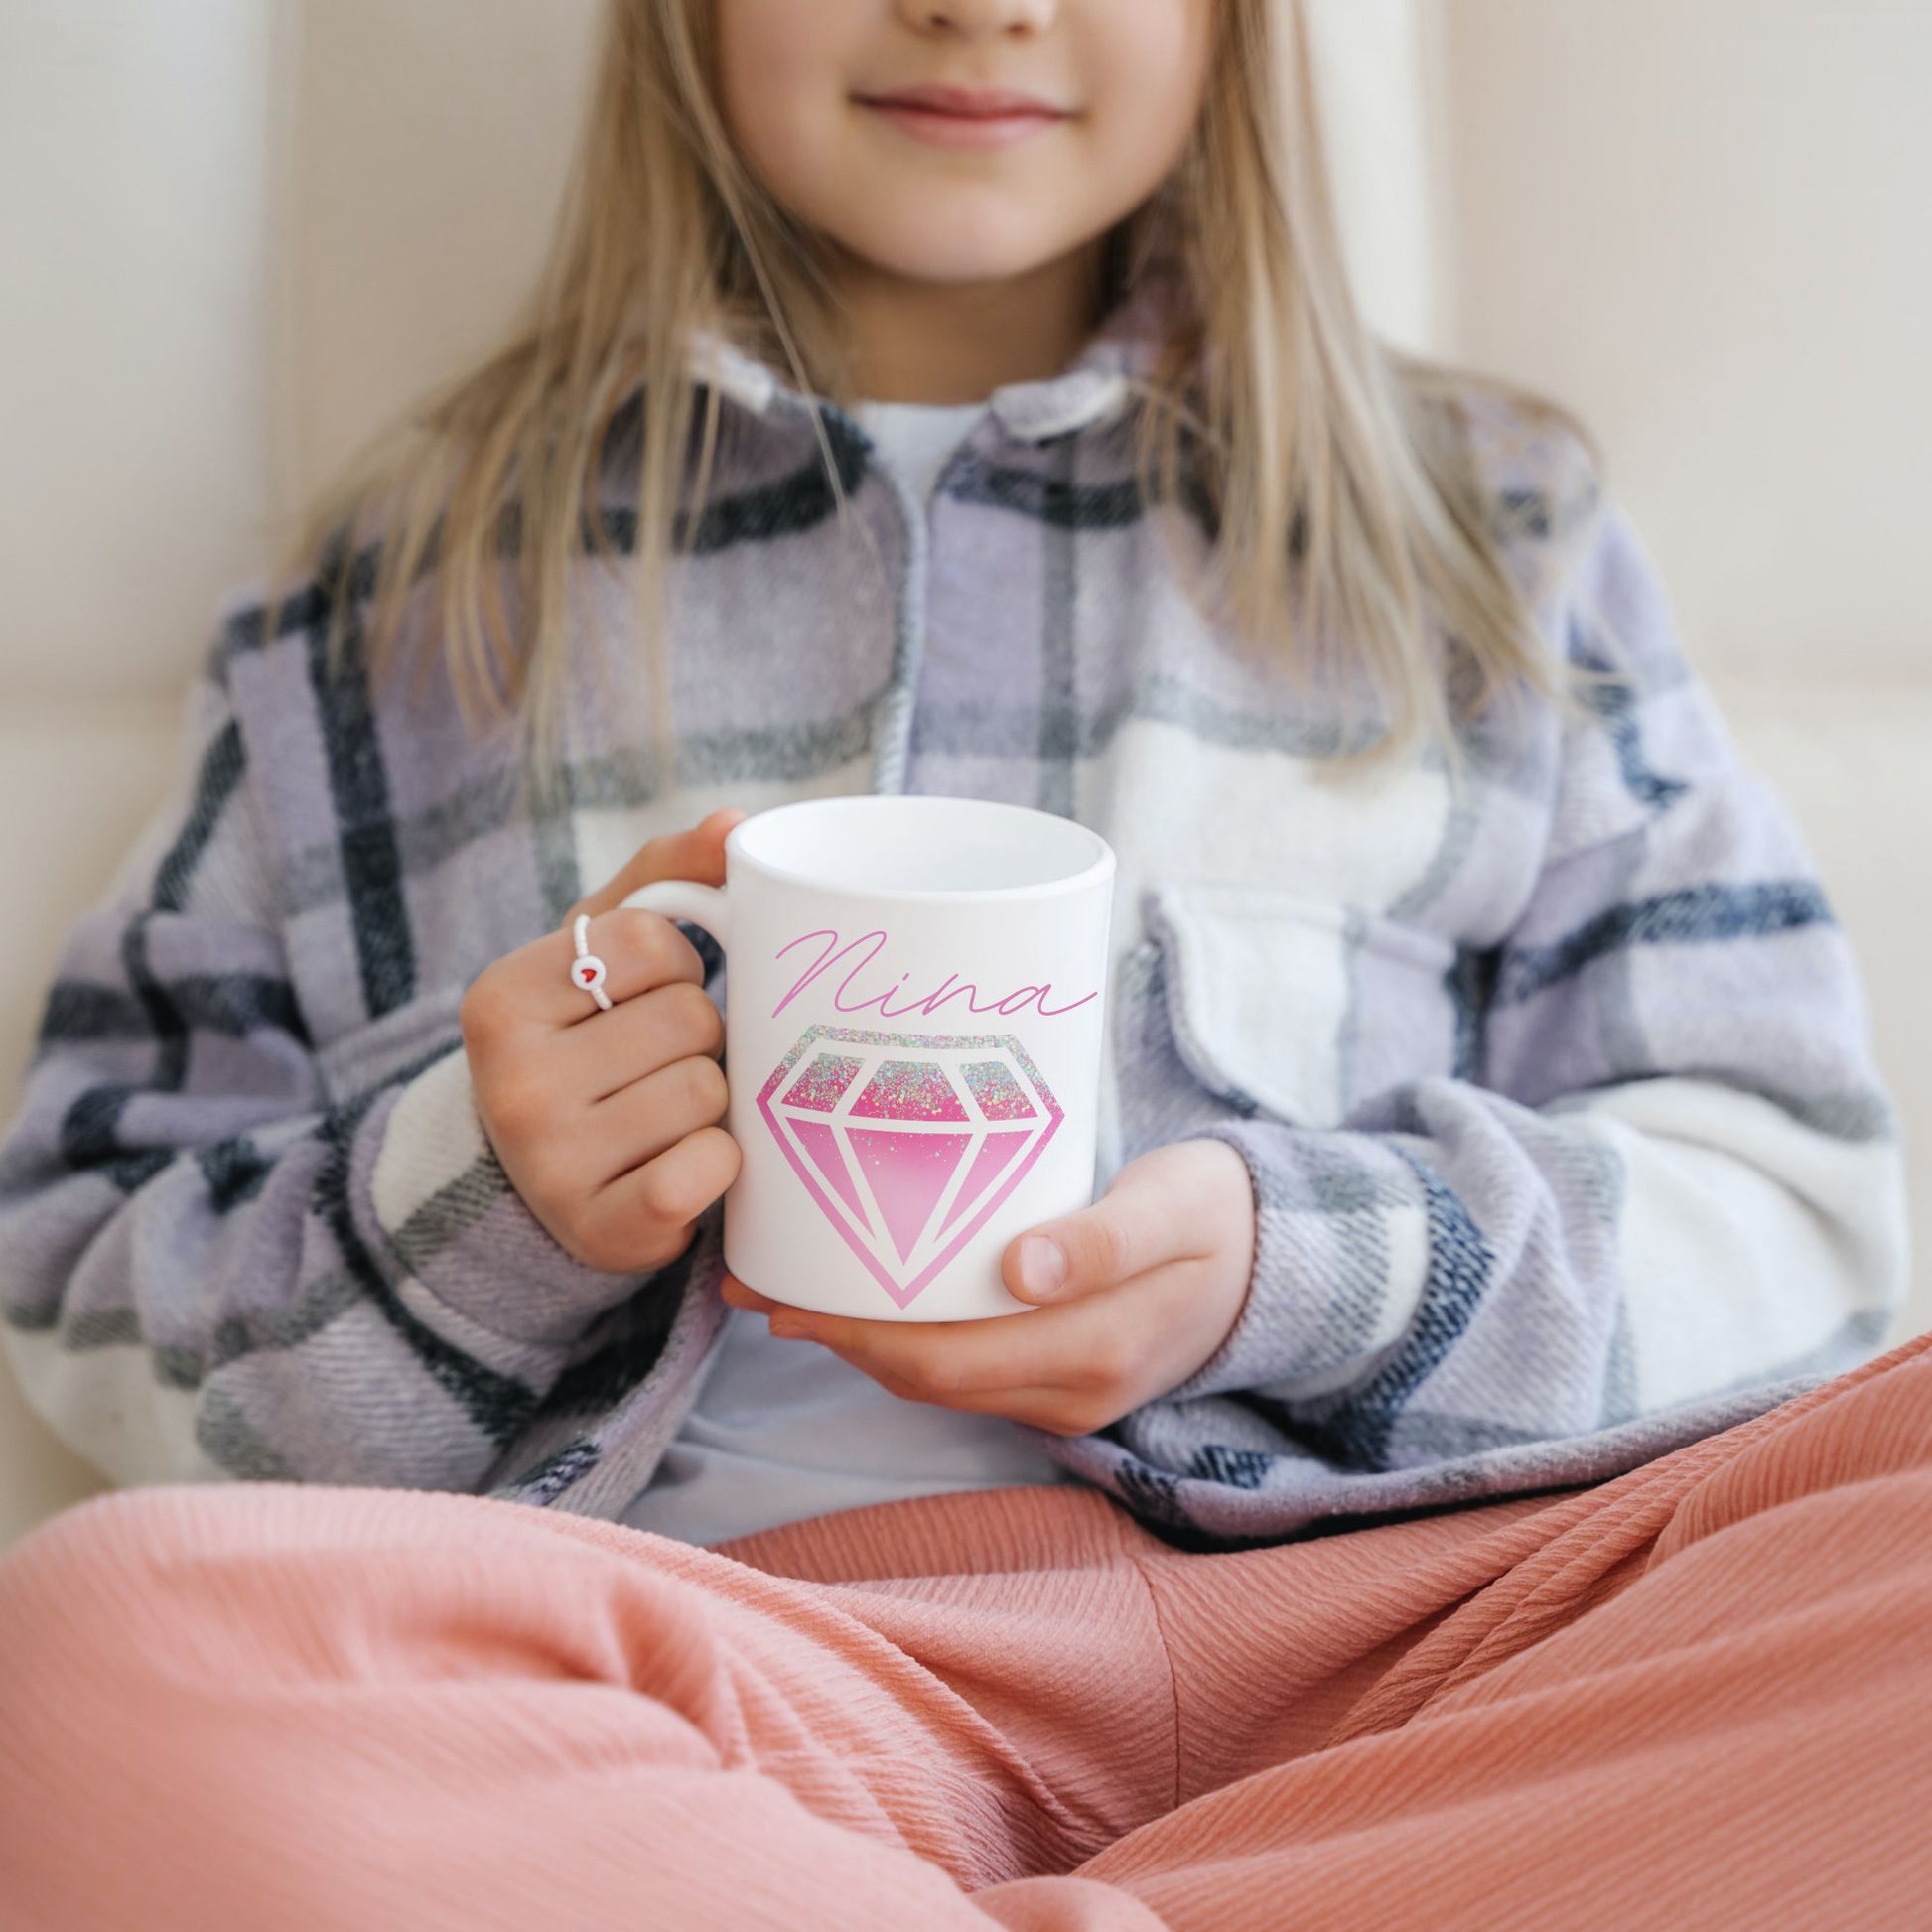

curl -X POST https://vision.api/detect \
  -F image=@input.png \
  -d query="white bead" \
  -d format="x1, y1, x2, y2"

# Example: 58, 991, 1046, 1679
571, 913, 614, 1011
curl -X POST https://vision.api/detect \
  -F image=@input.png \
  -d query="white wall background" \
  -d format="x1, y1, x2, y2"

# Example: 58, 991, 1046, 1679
0, 0, 1926, 1539
1439, 0, 1932, 687
0, 0, 286, 704
289, 0, 598, 501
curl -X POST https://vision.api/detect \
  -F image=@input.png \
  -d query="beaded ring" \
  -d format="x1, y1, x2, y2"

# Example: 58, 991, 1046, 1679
571, 913, 613, 1012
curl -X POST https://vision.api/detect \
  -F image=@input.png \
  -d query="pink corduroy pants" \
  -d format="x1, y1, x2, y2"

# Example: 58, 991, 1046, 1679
4, 1331, 1932, 1931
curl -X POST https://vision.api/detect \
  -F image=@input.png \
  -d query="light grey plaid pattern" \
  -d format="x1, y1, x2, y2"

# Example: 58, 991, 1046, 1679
0, 290, 1908, 1543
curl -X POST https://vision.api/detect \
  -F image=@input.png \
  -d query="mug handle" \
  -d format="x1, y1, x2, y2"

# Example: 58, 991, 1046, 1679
620, 880, 732, 951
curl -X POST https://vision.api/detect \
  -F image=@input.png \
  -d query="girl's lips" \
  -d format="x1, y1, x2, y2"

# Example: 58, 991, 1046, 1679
856, 86, 1071, 151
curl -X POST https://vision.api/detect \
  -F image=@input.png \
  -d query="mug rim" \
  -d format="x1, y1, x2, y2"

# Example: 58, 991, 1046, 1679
727, 794, 1115, 905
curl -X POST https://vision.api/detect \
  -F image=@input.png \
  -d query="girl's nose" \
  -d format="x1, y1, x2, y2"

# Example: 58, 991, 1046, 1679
896, 0, 1058, 36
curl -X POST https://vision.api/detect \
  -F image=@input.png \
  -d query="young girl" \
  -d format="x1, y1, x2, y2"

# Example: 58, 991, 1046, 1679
0, 2, 1924, 1925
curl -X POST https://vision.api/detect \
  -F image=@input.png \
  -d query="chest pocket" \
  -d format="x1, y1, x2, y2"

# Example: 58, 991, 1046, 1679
1139, 882, 1464, 1131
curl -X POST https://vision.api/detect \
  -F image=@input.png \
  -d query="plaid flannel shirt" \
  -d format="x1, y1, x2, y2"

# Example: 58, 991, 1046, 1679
0, 290, 1908, 1543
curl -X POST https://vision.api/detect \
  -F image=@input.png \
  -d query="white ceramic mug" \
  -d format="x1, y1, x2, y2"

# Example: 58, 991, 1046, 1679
622, 795, 1115, 1322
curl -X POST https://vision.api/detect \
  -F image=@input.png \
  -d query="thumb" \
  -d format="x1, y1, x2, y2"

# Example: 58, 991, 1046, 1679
573, 807, 748, 919
1003, 1171, 1178, 1306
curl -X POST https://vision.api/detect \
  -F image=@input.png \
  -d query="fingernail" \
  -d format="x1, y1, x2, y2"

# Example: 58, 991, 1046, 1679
768, 1319, 805, 1340
1016, 1235, 1066, 1300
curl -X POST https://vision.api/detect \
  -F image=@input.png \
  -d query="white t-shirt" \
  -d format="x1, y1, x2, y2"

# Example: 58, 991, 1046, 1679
619, 396, 1075, 1549
851, 395, 990, 506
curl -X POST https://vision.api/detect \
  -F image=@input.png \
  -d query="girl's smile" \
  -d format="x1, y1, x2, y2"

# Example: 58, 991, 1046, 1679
852, 81, 1076, 150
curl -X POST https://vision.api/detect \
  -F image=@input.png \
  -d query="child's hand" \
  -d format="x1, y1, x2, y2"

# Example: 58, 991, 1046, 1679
460, 809, 747, 1274
721, 1139, 1256, 1436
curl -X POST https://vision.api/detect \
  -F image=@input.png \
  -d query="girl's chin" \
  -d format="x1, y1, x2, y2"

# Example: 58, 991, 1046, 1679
841, 249, 1071, 293
826, 212, 1073, 291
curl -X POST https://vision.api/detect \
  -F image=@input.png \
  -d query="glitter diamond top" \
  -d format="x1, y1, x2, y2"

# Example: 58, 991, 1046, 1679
780, 1053, 863, 1114
849, 1060, 969, 1122
961, 1059, 1035, 1121
756, 1025, 1063, 1310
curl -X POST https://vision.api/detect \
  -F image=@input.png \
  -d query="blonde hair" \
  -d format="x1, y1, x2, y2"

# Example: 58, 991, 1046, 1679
297, 0, 1598, 772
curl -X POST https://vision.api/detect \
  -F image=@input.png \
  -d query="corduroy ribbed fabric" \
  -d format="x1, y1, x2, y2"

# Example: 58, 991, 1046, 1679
4, 1327, 1932, 1930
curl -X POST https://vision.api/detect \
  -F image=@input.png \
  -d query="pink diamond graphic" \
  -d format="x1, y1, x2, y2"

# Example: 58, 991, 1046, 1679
756, 1026, 1063, 1310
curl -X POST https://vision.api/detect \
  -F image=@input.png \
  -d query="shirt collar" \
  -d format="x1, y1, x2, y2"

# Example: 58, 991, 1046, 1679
683, 267, 1178, 446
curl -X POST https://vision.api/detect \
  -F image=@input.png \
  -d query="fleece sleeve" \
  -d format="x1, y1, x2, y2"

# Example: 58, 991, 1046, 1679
1112, 501, 1908, 1494
0, 648, 669, 1492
